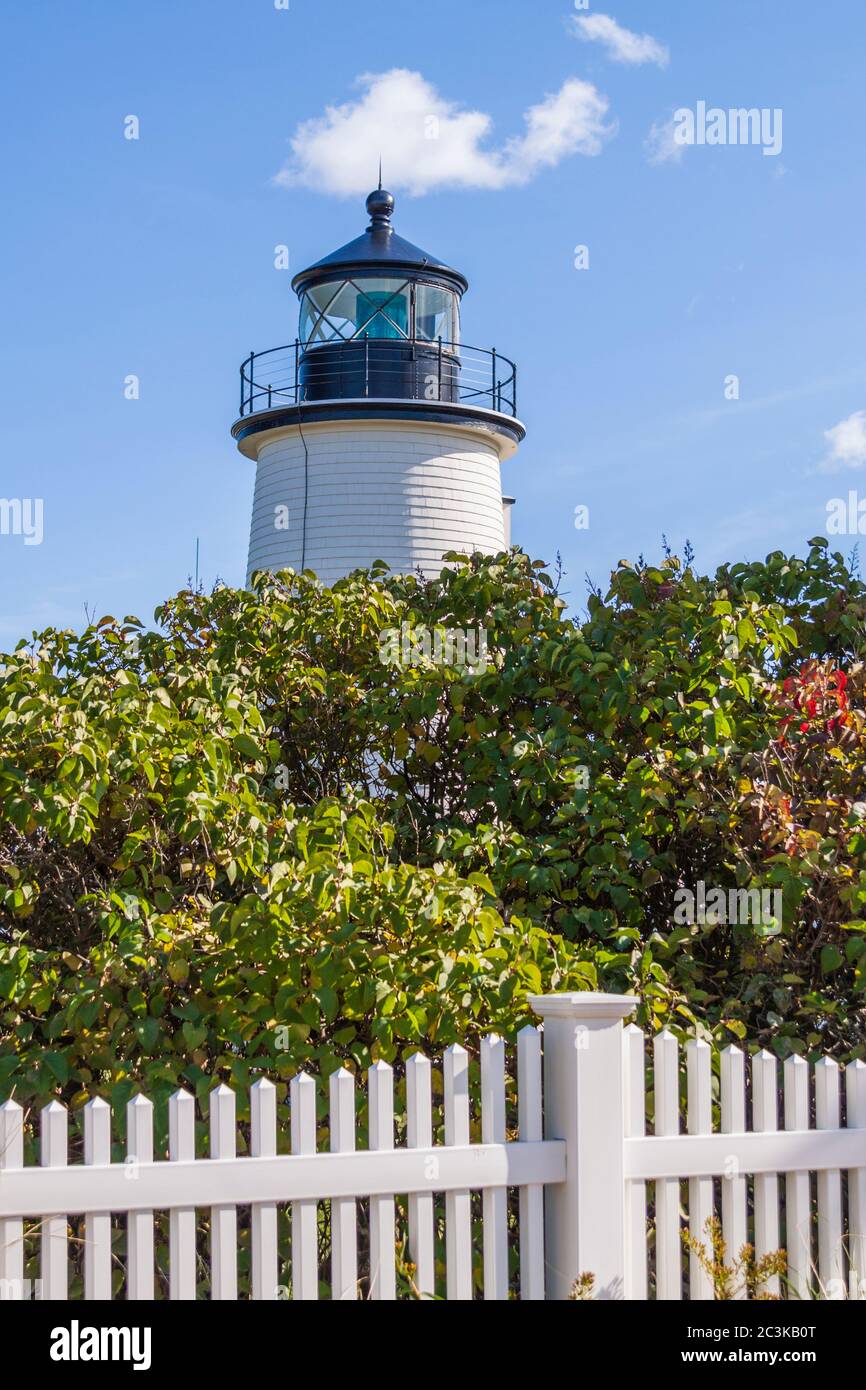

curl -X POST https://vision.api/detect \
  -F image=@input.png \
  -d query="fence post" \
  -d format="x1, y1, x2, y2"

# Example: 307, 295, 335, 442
529, 992, 637, 1300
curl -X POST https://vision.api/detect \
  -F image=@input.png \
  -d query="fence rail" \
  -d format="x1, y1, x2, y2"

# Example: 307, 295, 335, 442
0, 993, 864, 1301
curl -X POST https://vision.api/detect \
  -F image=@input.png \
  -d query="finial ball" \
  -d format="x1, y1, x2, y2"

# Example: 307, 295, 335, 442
366, 187, 395, 226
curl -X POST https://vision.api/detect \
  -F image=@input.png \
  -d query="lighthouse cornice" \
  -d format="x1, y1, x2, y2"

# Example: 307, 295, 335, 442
231, 398, 525, 461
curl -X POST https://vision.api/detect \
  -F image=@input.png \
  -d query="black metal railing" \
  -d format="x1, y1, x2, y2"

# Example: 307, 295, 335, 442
237, 338, 518, 419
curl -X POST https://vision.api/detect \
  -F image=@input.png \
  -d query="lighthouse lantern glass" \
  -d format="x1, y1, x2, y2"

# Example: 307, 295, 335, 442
299, 281, 357, 343
299, 277, 459, 346
353, 279, 410, 339
416, 283, 459, 344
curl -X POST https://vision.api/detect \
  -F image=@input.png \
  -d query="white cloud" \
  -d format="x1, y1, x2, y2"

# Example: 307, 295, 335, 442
274, 69, 614, 196
822, 411, 866, 470
571, 13, 669, 68
644, 113, 686, 165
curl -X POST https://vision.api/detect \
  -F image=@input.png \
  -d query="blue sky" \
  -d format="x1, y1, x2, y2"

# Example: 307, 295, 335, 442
1, 0, 865, 645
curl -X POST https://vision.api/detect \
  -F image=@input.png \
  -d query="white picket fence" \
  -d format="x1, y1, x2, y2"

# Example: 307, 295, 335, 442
0, 992, 864, 1301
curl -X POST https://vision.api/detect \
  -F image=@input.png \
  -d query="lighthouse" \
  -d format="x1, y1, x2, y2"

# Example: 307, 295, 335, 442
232, 187, 525, 586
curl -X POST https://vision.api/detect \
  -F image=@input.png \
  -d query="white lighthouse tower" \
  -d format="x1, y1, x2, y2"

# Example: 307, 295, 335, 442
233, 187, 524, 586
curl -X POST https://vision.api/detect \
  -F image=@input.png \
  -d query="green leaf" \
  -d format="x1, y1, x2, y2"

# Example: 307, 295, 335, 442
820, 946, 844, 976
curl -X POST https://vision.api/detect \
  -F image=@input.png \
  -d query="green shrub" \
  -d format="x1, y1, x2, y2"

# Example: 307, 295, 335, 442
2, 540, 865, 1113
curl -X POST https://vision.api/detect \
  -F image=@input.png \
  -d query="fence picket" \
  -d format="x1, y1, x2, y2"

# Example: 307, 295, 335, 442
517, 1024, 545, 1301
168, 1089, 197, 1300
815, 1058, 844, 1297
444, 1043, 472, 1300
126, 1094, 154, 1300
720, 1046, 747, 1299
369, 1061, 396, 1300
847, 1060, 866, 1300
406, 1052, 436, 1299
290, 1071, 318, 1300
783, 1055, 812, 1300
480, 1034, 508, 1300
686, 1040, 714, 1300
0, 1100, 24, 1298
250, 1078, 278, 1301
209, 1085, 237, 1300
329, 1068, 357, 1301
752, 1051, 780, 1297
654, 1030, 682, 1300
40, 1101, 68, 1299
83, 1098, 112, 1299
2, 992, 865, 1306
623, 1024, 647, 1300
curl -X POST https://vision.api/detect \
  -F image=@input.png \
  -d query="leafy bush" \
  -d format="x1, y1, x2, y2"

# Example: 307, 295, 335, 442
2, 540, 865, 1113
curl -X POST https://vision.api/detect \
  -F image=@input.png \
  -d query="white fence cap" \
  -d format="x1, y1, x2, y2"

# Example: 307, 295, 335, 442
528, 992, 638, 1021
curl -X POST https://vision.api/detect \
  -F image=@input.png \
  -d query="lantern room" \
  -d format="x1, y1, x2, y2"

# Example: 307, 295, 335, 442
293, 186, 465, 341
289, 186, 469, 405
232, 184, 524, 587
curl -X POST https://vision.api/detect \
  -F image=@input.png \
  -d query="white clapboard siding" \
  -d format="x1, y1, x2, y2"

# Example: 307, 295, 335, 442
290, 1072, 318, 1300
517, 1025, 545, 1301
653, 1030, 682, 1300
720, 1045, 748, 1299
83, 1098, 112, 1299
406, 1053, 436, 1299
329, 1069, 357, 1301
444, 1044, 473, 1300
783, 1055, 812, 1300
368, 1061, 396, 1300
169, 1089, 197, 1300
480, 1035, 508, 1300
2, 992, 865, 1304
686, 1040, 714, 1300
245, 422, 507, 588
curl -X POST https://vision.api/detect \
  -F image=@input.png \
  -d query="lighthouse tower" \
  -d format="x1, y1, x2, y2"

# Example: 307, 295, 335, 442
232, 187, 525, 586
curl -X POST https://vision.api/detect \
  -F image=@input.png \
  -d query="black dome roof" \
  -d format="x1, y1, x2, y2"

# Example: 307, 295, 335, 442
291, 189, 469, 296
